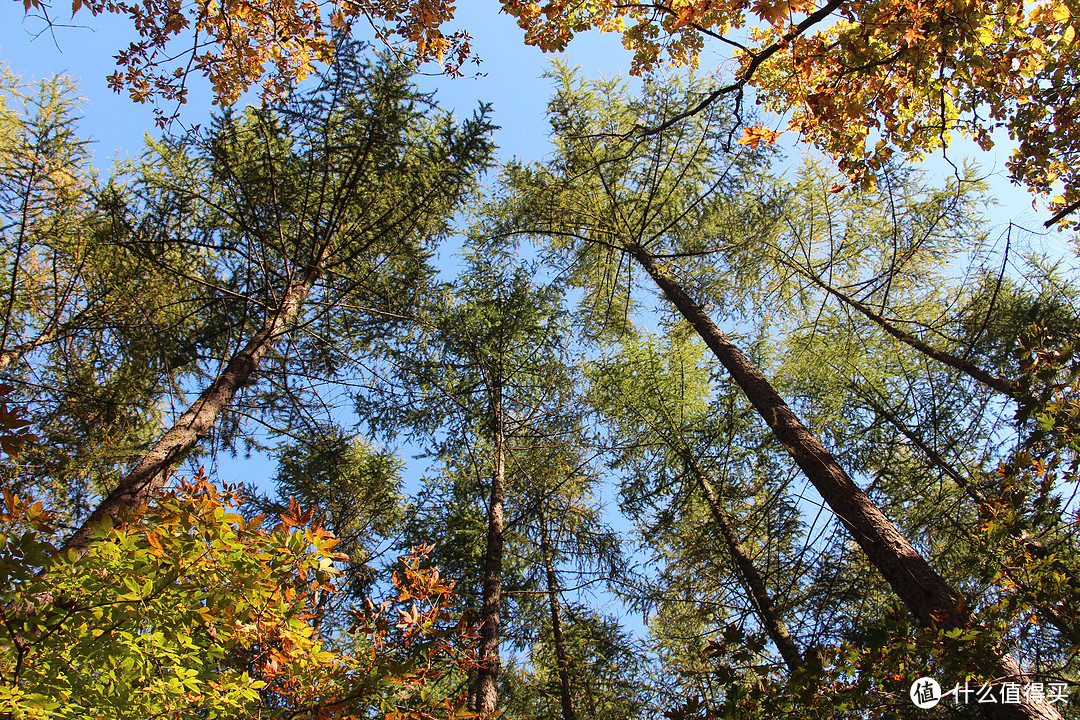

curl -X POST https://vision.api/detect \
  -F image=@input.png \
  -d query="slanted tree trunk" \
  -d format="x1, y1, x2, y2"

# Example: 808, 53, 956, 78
688, 456, 803, 671
626, 242, 1063, 720
538, 506, 578, 720
61, 276, 315, 556
859, 390, 1078, 638
0, 324, 63, 371
475, 379, 506, 718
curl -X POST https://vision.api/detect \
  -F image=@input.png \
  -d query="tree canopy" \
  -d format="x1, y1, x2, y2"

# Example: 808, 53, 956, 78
3, 13, 1080, 720
20, 0, 1080, 224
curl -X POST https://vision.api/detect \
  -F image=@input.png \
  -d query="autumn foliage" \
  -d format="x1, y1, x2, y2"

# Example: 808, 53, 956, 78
0, 470, 477, 719
502, 0, 1080, 222
21, 0, 472, 120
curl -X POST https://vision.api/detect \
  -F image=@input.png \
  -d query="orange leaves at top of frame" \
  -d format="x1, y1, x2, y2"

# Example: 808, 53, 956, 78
21, 0, 1080, 221
22, 0, 471, 123
760, 0, 1080, 218
502, 0, 1080, 224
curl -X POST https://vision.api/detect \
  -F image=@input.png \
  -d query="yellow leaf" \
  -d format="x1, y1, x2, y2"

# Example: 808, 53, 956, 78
1063, 24, 1075, 44
1053, 3, 1071, 23
735, 123, 782, 149
751, 0, 813, 25
671, 3, 698, 29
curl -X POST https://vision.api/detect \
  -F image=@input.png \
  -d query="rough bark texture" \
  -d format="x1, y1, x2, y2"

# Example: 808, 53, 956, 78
627, 244, 1063, 720
61, 278, 313, 556
539, 506, 578, 720
862, 391, 1078, 638
691, 459, 803, 671
474, 380, 506, 718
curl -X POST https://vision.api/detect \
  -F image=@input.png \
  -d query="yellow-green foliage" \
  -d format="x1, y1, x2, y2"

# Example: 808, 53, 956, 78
0, 475, 476, 719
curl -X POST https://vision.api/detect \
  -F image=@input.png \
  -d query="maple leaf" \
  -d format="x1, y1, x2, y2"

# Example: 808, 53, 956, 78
751, 0, 813, 25
671, 1, 708, 29
735, 123, 782, 148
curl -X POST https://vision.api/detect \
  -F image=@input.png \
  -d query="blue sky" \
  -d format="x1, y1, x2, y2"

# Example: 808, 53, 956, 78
0, 7, 675, 626
5, 0, 1079, 649
2, 0, 1059, 231
1, 2, 635, 164
0, 2, 633, 476
4, 1, 1071, 505
4, 4, 1072, 494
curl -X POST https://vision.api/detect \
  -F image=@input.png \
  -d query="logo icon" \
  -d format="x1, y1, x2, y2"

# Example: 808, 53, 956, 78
911, 677, 942, 709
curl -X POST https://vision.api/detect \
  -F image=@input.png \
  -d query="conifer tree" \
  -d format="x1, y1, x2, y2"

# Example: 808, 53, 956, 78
506, 66, 1066, 720
60, 52, 493, 555
361, 250, 575, 715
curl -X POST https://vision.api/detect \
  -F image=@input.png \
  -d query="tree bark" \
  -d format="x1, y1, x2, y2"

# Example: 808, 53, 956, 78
627, 243, 1063, 720
0, 325, 62, 371
474, 379, 506, 718
61, 277, 314, 556
860, 390, 1078, 638
539, 506, 578, 720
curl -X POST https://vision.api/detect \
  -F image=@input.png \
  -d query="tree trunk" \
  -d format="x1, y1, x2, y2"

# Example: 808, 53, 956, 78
0, 325, 62, 371
539, 506, 578, 720
61, 277, 314, 556
690, 457, 803, 671
464, 595, 479, 714
475, 380, 506, 718
860, 390, 1078, 638
626, 243, 1063, 720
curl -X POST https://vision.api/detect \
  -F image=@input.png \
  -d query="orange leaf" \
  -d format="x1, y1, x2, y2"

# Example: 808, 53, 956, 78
735, 123, 782, 149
